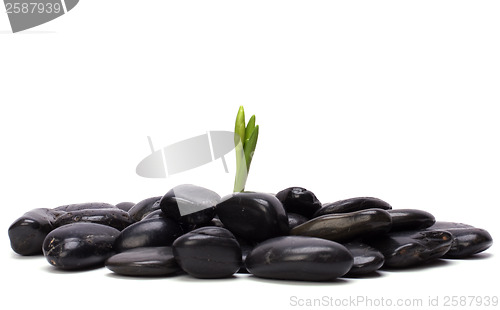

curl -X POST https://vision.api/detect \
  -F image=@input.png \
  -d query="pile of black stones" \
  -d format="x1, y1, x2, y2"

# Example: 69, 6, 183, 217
8, 184, 493, 281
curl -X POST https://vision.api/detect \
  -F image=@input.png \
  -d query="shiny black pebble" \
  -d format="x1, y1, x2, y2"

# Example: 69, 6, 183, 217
245, 236, 353, 281
105, 247, 181, 276
364, 230, 453, 268
114, 217, 183, 252
128, 196, 162, 222
216, 192, 289, 242
53, 208, 133, 230
343, 241, 385, 276
426, 222, 493, 258
275, 187, 322, 218
54, 202, 117, 212
291, 209, 392, 243
160, 184, 220, 225
172, 227, 242, 279
9, 208, 65, 255
314, 197, 392, 217
43, 223, 120, 270
388, 209, 435, 231
288, 213, 309, 230
115, 202, 135, 212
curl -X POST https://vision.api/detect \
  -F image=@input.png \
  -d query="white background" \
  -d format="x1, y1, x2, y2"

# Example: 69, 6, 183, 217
1, 1, 499, 309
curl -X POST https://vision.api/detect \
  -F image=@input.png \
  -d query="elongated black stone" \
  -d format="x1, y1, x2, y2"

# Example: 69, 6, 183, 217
114, 217, 183, 252
344, 241, 385, 276
364, 230, 453, 268
43, 223, 120, 270
172, 227, 242, 279
275, 187, 322, 218
8, 208, 66, 255
54, 202, 117, 212
290, 209, 392, 243
53, 208, 133, 230
245, 236, 353, 281
128, 196, 162, 222
115, 202, 135, 212
216, 192, 289, 242
388, 209, 435, 231
314, 197, 392, 217
426, 222, 493, 258
105, 247, 181, 276
160, 184, 220, 225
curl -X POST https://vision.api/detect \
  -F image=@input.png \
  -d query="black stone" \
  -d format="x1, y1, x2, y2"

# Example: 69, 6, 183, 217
388, 209, 435, 231
245, 236, 353, 281
344, 241, 385, 276
172, 227, 242, 279
53, 208, 133, 231
105, 247, 181, 276
290, 209, 392, 243
43, 223, 120, 270
426, 222, 493, 258
114, 217, 183, 252
115, 202, 135, 212
54, 202, 117, 212
237, 245, 254, 274
364, 230, 453, 268
160, 184, 220, 225
314, 197, 392, 217
216, 192, 289, 242
9, 208, 65, 255
128, 196, 162, 222
275, 187, 322, 218
287, 213, 309, 230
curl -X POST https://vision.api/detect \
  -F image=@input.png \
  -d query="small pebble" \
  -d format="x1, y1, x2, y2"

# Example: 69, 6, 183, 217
105, 247, 181, 276
115, 202, 135, 212
53, 208, 133, 230
128, 196, 162, 222
343, 241, 385, 276
275, 187, 322, 218
314, 197, 392, 217
388, 209, 435, 231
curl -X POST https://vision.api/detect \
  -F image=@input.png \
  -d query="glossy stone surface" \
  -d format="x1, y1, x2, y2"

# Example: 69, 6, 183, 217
128, 196, 162, 222
245, 236, 353, 281
9, 208, 65, 255
275, 187, 322, 218
54, 202, 117, 212
388, 209, 435, 231
43, 223, 120, 270
53, 208, 133, 230
314, 197, 392, 217
216, 192, 289, 242
105, 247, 181, 276
364, 230, 453, 268
115, 202, 135, 212
160, 184, 220, 225
426, 222, 493, 258
237, 245, 253, 273
114, 217, 183, 252
172, 227, 242, 279
288, 213, 309, 230
291, 209, 392, 243
344, 241, 385, 276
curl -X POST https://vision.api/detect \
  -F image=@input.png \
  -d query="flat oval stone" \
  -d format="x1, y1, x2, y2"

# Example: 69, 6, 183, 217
388, 209, 435, 231
426, 222, 493, 258
105, 247, 181, 276
172, 227, 242, 279
364, 230, 453, 268
314, 197, 392, 217
54, 202, 117, 212
275, 187, 322, 218
245, 236, 353, 281
216, 192, 289, 242
9, 208, 66, 255
53, 208, 133, 230
343, 241, 385, 276
43, 222, 120, 270
115, 202, 135, 212
128, 196, 162, 222
288, 213, 309, 230
114, 217, 183, 252
160, 184, 220, 225
290, 209, 392, 243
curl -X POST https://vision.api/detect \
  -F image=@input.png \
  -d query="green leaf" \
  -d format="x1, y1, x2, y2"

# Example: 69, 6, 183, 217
244, 115, 256, 147
235, 106, 246, 145
244, 124, 259, 171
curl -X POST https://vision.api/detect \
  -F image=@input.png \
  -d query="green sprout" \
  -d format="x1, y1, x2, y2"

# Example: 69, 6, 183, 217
233, 106, 259, 192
